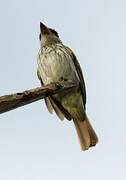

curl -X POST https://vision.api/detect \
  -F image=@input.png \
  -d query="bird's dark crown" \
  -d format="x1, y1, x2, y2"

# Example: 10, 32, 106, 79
39, 28, 59, 41
49, 28, 59, 37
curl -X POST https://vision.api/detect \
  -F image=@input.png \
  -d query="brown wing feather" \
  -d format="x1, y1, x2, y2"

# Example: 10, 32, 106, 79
37, 70, 54, 113
37, 70, 72, 120
45, 97, 53, 114
65, 47, 86, 109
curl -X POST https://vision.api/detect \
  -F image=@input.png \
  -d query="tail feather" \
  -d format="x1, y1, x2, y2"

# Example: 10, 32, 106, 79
85, 115, 98, 147
73, 114, 98, 151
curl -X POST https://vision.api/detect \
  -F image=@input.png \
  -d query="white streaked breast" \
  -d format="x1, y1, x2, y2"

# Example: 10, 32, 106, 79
37, 44, 79, 85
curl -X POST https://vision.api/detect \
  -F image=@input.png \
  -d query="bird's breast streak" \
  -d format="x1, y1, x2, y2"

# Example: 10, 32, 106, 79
38, 48, 77, 84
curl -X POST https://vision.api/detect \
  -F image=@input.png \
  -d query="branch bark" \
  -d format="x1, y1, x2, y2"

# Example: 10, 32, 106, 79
0, 82, 77, 114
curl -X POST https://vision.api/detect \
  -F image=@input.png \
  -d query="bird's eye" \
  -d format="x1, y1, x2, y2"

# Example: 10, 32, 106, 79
39, 34, 41, 41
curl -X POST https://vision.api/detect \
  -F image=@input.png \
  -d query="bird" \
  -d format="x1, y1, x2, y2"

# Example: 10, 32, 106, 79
37, 22, 98, 151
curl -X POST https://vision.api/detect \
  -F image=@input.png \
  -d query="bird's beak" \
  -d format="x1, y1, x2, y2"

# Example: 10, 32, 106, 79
40, 22, 50, 34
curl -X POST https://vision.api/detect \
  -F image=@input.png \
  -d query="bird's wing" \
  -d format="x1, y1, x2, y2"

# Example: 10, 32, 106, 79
37, 70, 54, 114
65, 47, 86, 109
37, 69, 72, 120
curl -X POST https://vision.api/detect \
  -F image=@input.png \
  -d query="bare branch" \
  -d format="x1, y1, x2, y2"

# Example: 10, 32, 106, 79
0, 82, 77, 114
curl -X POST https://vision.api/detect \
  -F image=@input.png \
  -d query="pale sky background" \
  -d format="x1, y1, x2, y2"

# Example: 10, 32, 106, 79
0, 0, 126, 179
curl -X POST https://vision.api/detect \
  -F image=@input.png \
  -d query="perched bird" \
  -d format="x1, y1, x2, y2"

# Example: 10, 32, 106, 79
37, 22, 98, 150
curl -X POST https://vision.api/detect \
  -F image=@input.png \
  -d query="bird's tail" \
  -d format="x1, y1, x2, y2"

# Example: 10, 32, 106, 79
73, 113, 98, 151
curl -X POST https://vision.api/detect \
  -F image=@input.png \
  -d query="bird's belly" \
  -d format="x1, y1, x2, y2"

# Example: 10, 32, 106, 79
59, 89, 85, 120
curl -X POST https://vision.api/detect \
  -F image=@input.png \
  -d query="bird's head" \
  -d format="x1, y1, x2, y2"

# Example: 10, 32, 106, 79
39, 22, 61, 47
